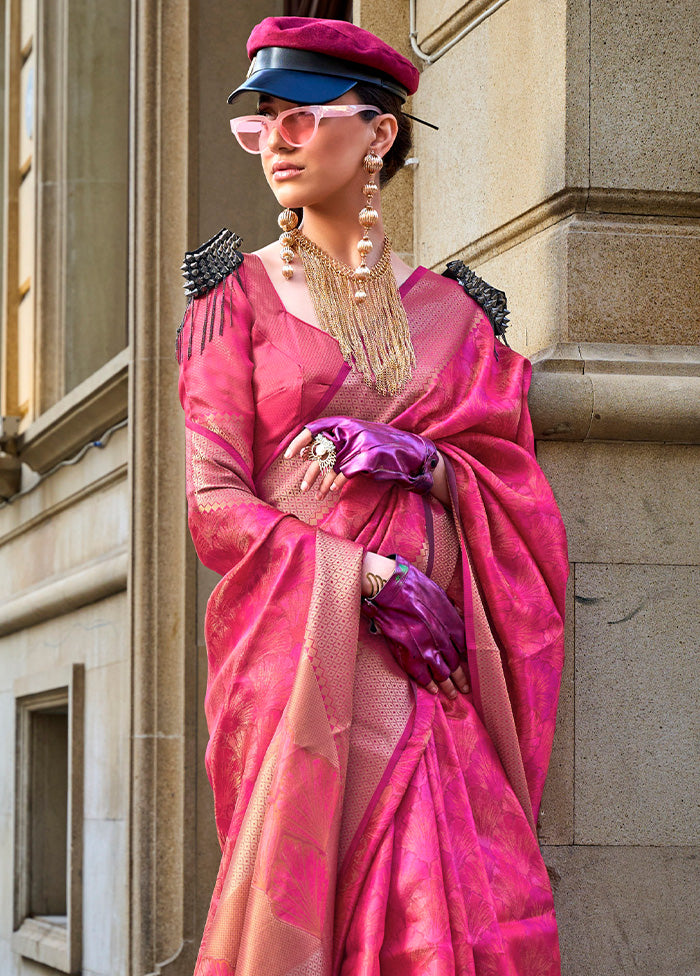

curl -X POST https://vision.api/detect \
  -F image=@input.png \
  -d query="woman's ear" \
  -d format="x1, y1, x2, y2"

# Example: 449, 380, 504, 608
371, 113, 398, 158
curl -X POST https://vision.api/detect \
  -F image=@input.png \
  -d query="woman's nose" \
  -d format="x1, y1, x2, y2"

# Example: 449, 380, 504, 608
265, 120, 292, 153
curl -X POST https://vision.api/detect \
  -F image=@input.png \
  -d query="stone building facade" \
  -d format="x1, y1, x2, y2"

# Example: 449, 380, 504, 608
0, 1, 697, 975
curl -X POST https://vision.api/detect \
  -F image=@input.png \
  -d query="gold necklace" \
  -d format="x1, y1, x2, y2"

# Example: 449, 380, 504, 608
293, 232, 415, 396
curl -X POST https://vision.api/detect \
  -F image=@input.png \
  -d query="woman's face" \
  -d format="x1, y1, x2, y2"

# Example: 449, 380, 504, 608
256, 92, 383, 212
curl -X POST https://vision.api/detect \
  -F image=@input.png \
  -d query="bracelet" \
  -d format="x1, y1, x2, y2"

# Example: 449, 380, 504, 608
365, 572, 388, 599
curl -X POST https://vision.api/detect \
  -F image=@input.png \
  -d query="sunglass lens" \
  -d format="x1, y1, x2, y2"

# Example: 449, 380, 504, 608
234, 120, 265, 152
279, 109, 317, 146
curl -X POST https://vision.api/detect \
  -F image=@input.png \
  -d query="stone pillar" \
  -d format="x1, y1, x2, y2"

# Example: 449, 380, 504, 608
359, 2, 700, 973
129, 2, 199, 973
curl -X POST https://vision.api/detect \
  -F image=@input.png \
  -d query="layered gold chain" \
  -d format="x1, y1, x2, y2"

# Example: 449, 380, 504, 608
294, 232, 415, 396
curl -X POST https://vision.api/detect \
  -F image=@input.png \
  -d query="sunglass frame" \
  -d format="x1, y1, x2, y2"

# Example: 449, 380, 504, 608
229, 103, 381, 154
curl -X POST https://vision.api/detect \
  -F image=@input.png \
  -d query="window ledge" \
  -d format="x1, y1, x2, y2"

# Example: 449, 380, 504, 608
19, 348, 129, 474
12, 917, 71, 972
0, 546, 128, 638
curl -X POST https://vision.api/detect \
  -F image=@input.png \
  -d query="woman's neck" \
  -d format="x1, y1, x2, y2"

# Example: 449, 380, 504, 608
300, 197, 386, 271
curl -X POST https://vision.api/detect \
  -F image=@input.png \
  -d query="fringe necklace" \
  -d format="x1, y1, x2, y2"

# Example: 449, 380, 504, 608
293, 232, 415, 396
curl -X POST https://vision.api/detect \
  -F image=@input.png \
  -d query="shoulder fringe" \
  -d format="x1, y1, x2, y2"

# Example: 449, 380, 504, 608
176, 228, 244, 363
442, 260, 510, 345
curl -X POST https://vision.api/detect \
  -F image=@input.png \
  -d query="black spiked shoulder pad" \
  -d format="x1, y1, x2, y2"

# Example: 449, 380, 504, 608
181, 228, 244, 298
442, 260, 510, 343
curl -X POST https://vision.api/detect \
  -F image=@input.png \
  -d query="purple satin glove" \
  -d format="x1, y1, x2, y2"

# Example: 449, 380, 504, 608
362, 555, 467, 687
305, 416, 439, 494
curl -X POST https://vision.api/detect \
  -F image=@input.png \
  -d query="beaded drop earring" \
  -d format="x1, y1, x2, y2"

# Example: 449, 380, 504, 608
353, 150, 383, 302
278, 208, 299, 279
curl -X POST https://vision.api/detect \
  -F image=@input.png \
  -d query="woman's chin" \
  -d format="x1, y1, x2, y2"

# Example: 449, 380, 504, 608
269, 185, 306, 211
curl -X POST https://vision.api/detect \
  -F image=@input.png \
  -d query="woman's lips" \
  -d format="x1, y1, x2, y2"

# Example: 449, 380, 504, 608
272, 164, 303, 181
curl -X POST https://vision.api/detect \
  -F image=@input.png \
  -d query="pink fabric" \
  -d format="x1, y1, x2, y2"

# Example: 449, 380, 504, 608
178, 256, 568, 976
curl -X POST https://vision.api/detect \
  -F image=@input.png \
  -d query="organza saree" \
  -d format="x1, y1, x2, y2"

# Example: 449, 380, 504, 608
178, 256, 568, 976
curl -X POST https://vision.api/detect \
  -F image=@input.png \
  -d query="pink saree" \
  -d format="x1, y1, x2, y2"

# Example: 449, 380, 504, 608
178, 255, 568, 976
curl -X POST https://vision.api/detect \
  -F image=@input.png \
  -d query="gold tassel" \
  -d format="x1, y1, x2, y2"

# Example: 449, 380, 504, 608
294, 233, 415, 396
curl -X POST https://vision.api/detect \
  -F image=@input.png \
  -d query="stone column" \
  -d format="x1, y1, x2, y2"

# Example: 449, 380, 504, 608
129, 1, 199, 973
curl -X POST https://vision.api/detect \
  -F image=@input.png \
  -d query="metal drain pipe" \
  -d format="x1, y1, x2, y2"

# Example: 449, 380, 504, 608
409, 0, 511, 64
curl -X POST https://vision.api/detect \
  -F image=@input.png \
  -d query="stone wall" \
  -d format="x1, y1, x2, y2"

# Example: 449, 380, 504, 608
0, 428, 129, 975
353, 1, 699, 974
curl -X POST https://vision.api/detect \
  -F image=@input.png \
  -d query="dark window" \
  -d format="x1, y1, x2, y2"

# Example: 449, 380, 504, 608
27, 705, 69, 919
283, 1, 352, 20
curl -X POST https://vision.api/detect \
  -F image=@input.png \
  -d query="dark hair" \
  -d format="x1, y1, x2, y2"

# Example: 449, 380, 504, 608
351, 83, 412, 186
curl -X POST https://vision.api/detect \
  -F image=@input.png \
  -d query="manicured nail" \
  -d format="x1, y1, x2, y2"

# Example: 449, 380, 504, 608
330, 483, 337, 491
300, 481, 308, 491
284, 448, 291, 459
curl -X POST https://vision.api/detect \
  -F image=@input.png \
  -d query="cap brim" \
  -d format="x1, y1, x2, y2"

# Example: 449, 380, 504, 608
227, 69, 356, 105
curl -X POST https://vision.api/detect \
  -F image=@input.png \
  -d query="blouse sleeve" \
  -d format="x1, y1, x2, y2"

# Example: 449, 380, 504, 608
178, 271, 327, 578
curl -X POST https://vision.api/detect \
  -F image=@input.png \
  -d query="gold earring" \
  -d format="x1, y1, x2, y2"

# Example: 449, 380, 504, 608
278, 209, 299, 280
354, 151, 382, 303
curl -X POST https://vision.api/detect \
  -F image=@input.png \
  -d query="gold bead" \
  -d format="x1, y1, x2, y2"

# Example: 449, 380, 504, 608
359, 207, 378, 228
363, 182, 378, 198
354, 264, 371, 280
282, 264, 294, 280
280, 247, 295, 262
354, 288, 367, 302
278, 208, 299, 231
363, 151, 383, 174
357, 237, 374, 256
279, 232, 294, 246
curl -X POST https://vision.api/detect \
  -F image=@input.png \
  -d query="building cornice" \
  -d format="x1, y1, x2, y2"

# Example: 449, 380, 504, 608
530, 343, 700, 444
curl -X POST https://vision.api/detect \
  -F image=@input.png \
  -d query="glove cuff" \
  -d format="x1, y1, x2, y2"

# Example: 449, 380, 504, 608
409, 439, 439, 494
361, 554, 407, 615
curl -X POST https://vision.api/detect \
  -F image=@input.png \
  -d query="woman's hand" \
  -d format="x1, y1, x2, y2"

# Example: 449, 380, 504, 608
362, 553, 470, 700
284, 425, 348, 499
284, 416, 449, 503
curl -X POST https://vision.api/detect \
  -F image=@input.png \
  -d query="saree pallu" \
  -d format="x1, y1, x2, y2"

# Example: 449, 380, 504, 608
178, 257, 568, 976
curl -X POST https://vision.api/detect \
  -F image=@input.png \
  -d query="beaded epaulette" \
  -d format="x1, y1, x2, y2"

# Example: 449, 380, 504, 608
442, 260, 510, 344
176, 228, 244, 362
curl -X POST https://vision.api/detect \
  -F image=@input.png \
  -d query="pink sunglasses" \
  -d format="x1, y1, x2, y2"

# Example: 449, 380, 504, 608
230, 103, 381, 154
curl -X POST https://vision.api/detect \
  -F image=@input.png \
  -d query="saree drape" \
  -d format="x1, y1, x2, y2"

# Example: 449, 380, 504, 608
178, 257, 568, 976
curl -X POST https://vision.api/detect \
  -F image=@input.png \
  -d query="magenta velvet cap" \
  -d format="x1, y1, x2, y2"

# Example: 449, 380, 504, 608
227, 16, 420, 105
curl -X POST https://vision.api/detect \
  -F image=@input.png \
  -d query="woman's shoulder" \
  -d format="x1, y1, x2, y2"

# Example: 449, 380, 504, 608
440, 260, 510, 344
410, 262, 512, 351
177, 228, 255, 364
181, 228, 245, 300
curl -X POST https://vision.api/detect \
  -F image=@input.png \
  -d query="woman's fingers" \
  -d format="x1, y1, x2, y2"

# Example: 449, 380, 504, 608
300, 459, 321, 490
451, 664, 470, 694
284, 429, 347, 497
284, 427, 313, 459
329, 472, 347, 492
438, 676, 458, 699
314, 468, 336, 499
436, 664, 470, 700
317, 471, 347, 499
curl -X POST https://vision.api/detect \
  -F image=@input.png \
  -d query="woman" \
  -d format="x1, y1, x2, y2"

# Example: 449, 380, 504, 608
178, 16, 568, 976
